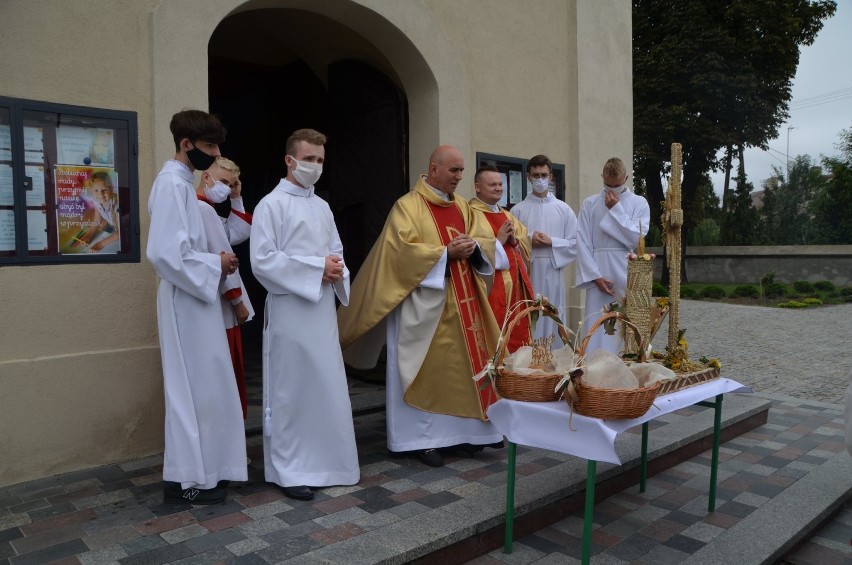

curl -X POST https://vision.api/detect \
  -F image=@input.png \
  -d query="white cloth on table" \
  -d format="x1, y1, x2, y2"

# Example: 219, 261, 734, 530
487, 378, 751, 464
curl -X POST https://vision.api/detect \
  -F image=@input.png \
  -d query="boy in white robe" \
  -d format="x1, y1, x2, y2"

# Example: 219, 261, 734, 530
195, 157, 254, 419
511, 154, 578, 347
250, 128, 359, 501
575, 157, 650, 354
146, 109, 247, 505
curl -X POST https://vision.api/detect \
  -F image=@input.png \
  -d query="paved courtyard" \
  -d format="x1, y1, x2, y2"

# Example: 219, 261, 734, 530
0, 300, 849, 564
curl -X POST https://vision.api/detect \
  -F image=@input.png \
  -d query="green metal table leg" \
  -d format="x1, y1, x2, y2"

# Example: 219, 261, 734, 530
709, 394, 723, 511
582, 460, 597, 565
503, 441, 517, 553
640, 422, 649, 492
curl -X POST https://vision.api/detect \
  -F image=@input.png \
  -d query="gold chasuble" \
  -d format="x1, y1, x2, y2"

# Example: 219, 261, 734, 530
468, 200, 535, 353
338, 178, 500, 420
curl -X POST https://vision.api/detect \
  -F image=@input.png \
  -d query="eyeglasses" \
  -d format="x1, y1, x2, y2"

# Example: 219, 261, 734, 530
529, 173, 551, 180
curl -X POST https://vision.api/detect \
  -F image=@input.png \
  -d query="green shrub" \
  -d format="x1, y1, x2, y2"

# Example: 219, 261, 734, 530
844, 295, 852, 303
778, 301, 808, 308
688, 218, 720, 246
839, 287, 852, 297
760, 272, 776, 287
802, 297, 822, 306
652, 282, 669, 297
699, 285, 727, 299
763, 283, 787, 298
793, 281, 814, 293
680, 285, 698, 298
814, 280, 835, 291
730, 285, 759, 298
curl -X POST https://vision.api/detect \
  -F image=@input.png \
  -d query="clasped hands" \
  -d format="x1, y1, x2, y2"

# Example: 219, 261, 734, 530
496, 220, 516, 246
220, 251, 239, 275
531, 231, 552, 248
323, 255, 344, 283
447, 234, 477, 260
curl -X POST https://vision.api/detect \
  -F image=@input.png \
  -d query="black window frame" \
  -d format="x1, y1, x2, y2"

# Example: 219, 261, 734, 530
0, 96, 140, 266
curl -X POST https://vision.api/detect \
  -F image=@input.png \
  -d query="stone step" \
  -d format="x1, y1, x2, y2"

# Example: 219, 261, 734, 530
275, 393, 772, 564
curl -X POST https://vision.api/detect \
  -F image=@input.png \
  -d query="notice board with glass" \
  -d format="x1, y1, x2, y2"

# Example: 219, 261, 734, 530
0, 96, 139, 265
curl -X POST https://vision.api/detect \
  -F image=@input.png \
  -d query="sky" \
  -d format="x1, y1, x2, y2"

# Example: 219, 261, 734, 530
707, 0, 852, 195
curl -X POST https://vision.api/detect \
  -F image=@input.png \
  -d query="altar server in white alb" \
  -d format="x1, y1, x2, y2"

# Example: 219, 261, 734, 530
250, 128, 360, 501
575, 157, 650, 354
146, 109, 247, 505
511, 154, 578, 347
195, 157, 254, 420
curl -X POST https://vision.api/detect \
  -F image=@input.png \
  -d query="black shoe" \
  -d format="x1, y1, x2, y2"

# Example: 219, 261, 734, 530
281, 485, 314, 500
484, 440, 505, 450
163, 482, 226, 505
216, 480, 230, 489
418, 448, 444, 467
453, 443, 485, 456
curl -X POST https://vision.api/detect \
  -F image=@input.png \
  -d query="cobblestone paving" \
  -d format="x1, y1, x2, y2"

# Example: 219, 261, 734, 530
653, 301, 852, 405
0, 301, 850, 564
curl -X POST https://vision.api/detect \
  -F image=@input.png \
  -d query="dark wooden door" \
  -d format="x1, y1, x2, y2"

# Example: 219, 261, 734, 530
327, 60, 408, 279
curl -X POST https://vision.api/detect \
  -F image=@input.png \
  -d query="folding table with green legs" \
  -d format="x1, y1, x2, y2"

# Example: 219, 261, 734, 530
487, 378, 750, 565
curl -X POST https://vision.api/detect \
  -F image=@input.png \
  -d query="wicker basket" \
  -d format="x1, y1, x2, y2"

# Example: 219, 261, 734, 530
567, 312, 660, 419
494, 301, 573, 402
656, 366, 721, 396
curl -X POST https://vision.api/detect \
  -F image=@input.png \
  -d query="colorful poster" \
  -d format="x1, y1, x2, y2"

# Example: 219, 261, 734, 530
57, 126, 114, 166
54, 165, 120, 254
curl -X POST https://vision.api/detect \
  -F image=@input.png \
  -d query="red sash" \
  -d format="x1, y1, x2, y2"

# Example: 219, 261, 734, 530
424, 197, 498, 414
482, 211, 534, 352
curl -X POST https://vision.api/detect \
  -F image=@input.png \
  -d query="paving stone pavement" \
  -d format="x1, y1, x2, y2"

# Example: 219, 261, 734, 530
0, 301, 850, 564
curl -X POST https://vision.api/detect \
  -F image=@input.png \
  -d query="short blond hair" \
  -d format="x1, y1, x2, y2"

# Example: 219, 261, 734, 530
602, 157, 626, 179
215, 156, 240, 177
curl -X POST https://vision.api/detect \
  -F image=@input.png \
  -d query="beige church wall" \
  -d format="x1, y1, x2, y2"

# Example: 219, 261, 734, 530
424, 0, 632, 330
0, 0, 632, 485
0, 0, 163, 486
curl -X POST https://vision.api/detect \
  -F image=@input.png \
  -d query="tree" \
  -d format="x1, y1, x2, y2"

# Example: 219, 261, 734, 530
808, 127, 852, 243
720, 158, 763, 245
633, 0, 836, 255
761, 155, 825, 244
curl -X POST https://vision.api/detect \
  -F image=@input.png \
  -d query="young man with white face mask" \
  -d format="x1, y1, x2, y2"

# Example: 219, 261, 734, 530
510, 154, 578, 347
575, 157, 650, 354
250, 129, 359, 501
195, 157, 254, 421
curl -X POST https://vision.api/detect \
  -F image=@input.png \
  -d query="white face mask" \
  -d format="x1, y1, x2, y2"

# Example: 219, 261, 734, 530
603, 184, 626, 195
204, 176, 231, 203
531, 178, 550, 194
289, 157, 323, 188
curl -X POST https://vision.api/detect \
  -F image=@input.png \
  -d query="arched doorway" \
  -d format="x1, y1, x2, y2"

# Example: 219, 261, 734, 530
206, 7, 409, 365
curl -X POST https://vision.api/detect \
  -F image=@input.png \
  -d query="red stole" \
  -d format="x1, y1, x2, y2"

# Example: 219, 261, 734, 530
482, 211, 534, 352
424, 197, 499, 414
